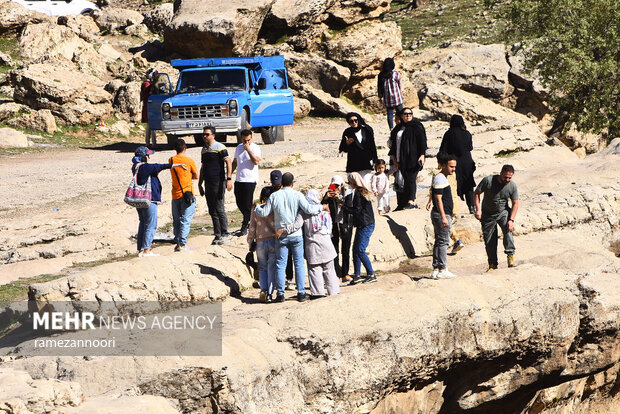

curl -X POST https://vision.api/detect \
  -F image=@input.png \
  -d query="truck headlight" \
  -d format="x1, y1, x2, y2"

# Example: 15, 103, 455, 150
162, 103, 171, 120
227, 99, 238, 116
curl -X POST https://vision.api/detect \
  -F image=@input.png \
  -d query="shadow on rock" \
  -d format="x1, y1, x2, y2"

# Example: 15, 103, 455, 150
384, 215, 416, 259
196, 263, 240, 298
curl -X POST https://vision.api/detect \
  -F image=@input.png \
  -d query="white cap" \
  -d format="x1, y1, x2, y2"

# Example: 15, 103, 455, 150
330, 175, 344, 186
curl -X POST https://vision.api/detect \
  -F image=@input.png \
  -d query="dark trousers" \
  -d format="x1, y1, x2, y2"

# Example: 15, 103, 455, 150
396, 169, 419, 208
481, 211, 515, 266
205, 181, 228, 237
339, 224, 353, 277
464, 190, 475, 213
234, 181, 256, 228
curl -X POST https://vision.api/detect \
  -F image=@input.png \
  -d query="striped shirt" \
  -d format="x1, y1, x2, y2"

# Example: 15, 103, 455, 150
381, 70, 403, 108
201, 141, 229, 183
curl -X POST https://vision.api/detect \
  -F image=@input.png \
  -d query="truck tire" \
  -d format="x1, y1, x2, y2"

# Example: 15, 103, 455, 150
166, 134, 177, 148
193, 134, 203, 146
260, 125, 283, 144
236, 108, 249, 144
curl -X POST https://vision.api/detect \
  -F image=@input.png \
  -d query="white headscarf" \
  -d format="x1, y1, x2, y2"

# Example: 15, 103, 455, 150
306, 189, 332, 235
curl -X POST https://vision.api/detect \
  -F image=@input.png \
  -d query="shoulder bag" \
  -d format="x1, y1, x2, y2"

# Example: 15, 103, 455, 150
124, 163, 152, 208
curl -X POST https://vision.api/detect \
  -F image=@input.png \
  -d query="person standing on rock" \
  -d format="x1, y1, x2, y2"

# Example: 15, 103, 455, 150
247, 186, 277, 303
278, 189, 341, 299
474, 165, 519, 271
131, 146, 187, 257
343, 172, 377, 285
232, 129, 261, 236
430, 152, 458, 279
140, 68, 158, 148
322, 175, 353, 283
389, 108, 427, 210
254, 172, 328, 303
169, 139, 198, 252
198, 126, 233, 245
339, 112, 378, 187
440, 115, 477, 214
377, 57, 404, 130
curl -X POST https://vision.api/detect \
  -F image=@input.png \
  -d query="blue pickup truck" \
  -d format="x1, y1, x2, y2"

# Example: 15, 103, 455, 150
147, 56, 295, 146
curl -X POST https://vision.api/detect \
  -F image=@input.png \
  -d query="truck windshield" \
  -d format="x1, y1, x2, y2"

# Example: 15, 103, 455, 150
177, 69, 246, 93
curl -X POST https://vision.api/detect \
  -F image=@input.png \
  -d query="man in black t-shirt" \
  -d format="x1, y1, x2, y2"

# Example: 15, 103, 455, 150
198, 126, 233, 245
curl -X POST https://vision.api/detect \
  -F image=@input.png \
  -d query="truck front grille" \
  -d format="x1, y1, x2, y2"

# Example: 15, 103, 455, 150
176, 105, 223, 120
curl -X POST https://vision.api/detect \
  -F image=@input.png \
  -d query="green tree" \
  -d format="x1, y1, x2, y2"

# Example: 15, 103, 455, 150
491, 0, 620, 141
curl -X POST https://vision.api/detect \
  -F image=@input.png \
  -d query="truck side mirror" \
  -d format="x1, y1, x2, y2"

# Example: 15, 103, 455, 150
257, 78, 267, 90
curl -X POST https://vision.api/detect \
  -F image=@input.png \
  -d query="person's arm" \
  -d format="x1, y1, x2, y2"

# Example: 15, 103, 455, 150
439, 133, 448, 154
198, 164, 205, 196
298, 193, 327, 215
474, 190, 482, 220
367, 127, 378, 164
224, 157, 233, 191
434, 193, 449, 227
231, 157, 237, 174
190, 161, 198, 180
417, 124, 427, 165
254, 197, 272, 218
276, 212, 304, 238
245, 143, 261, 165
339, 131, 353, 152
507, 199, 519, 232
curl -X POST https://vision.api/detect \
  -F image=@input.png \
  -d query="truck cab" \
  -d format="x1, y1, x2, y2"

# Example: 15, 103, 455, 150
147, 56, 294, 146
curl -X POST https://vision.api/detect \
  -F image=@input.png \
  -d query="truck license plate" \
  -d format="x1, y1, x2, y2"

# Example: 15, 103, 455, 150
186, 121, 211, 128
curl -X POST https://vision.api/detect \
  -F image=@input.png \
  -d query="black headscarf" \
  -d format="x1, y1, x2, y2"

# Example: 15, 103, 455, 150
378, 58, 396, 98
345, 112, 365, 133
450, 114, 466, 129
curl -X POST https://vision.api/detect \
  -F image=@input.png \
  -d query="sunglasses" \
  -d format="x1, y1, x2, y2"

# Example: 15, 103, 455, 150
403, 112, 413, 116
348, 118, 359, 124
203, 133, 214, 136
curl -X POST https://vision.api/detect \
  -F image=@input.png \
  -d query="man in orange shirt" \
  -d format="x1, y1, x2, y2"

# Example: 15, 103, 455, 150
170, 139, 198, 252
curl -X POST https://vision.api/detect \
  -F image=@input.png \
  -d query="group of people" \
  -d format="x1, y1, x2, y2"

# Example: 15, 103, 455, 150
129, 58, 520, 298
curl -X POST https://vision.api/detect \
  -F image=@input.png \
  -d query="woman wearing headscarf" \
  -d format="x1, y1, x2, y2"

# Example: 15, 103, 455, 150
343, 172, 376, 285
279, 189, 340, 298
377, 57, 403, 130
440, 115, 476, 214
131, 146, 186, 257
141, 68, 158, 148
339, 112, 378, 186
389, 107, 427, 210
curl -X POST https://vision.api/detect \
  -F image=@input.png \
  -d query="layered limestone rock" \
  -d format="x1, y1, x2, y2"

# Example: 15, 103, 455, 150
4, 252, 620, 413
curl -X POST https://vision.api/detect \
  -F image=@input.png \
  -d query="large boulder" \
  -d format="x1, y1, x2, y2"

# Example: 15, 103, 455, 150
324, 20, 402, 76
419, 83, 529, 124
112, 81, 141, 122
10, 63, 113, 125
164, 0, 275, 57
0, 127, 29, 147
91, 7, 144, 33
0, 1, 49, 33
300, 85, 361, 117
18, 22, 108, 77
142, 2, 174, 36
0, 102, 30, 121
345, 69, 419, 113
284, 50, 351, 98
7, 108, 57, 133
57, 14, 100, 42
325, 0, 392, 26
260, 0, 333, 41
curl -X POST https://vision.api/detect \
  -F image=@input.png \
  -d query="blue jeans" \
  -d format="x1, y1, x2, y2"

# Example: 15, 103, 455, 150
386, 104, 403, 130
257, 238, 277, 294
276, 236, 305, 296
353, 223, 375, 276
136, 203, 158, 251
172, 198, 196, 246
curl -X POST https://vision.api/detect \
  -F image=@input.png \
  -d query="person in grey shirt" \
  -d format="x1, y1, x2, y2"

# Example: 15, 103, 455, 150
474, 164, 519, 271
254, 172, 328, 302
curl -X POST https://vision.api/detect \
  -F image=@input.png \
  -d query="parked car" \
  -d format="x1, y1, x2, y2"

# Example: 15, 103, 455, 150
11, 0, 99, 16
147, 56, 295, 146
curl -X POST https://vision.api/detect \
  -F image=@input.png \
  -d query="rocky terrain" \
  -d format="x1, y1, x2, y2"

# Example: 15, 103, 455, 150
0, 0, 619, 413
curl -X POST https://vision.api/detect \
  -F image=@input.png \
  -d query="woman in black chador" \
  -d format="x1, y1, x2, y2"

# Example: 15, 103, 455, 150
339, 112, 378, 184
440, 114, 476, 214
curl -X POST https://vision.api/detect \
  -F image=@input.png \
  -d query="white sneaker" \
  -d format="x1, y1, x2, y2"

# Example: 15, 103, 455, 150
436, 269, 456, 279
431, 268, 439, 279
141, 252, 160, 257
